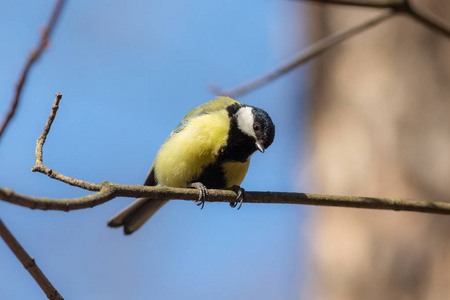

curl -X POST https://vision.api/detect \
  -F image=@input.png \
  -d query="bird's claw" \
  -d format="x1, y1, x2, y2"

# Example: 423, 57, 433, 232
229, 186, 245, 210
188, 182, 208, 209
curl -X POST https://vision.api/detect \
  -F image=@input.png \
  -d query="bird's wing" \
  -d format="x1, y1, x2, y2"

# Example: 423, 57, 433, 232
143, 162, 156, 186
173, 97, 240, 133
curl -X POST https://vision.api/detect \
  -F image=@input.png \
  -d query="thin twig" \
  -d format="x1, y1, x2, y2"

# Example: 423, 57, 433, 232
211, 9, 395, 98
31, 93, 102, 191
0, 219, 64, 300
0, 0, 65, 140
34, 93, 62, 168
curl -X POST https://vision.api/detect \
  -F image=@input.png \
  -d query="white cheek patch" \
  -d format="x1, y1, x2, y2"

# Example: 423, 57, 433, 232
236, 106, 256, 138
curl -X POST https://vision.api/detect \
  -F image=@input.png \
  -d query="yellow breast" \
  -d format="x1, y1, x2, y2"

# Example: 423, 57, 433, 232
153, 110, 230, 187
222, 160, 250, 187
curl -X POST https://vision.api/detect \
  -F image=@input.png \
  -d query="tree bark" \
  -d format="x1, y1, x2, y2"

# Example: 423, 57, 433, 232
305, 2, 450, 299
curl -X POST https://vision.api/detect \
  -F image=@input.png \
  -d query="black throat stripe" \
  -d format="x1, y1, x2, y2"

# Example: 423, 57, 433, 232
193, 163, 227, 189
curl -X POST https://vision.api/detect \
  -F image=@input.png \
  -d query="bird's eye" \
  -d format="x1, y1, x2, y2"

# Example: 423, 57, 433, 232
253, 123, 261, 131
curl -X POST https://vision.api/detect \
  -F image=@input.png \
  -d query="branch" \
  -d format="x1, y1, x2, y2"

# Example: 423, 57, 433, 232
0, 184, 112, 211
212, 0, 450, 97
0, 0, 65, 141
0, 92, 447, 216
211, 9, 396, 98
301, 0, 450, 38
31, 93, 101, 191
0, 219, 64, 300
405, 0, 450, 39
2, 184, 450, 215
299, 0, 404, 8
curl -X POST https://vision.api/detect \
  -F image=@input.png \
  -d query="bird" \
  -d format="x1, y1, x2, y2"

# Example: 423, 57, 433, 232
107, 96, 275, 234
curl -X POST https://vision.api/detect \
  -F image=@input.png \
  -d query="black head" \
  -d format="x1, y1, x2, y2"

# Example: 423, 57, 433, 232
249, 106, 275, 152
224, 103, 275, 162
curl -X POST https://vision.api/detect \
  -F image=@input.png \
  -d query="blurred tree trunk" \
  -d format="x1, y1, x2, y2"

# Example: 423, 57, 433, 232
304, 2, 450, 300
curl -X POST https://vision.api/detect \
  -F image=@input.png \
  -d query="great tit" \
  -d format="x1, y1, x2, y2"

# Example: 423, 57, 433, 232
107, 96, 275, 234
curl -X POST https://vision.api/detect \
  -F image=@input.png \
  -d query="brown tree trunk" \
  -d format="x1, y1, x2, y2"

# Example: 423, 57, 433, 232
305, 2, 450, 299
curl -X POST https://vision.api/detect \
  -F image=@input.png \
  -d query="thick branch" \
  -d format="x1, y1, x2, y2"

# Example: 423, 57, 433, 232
0, 0, 65, 141
211, 9, 395, 98
0, 219, 63, 300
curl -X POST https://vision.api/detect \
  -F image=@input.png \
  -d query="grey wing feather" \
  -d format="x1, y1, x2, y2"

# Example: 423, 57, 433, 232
107, 163, 168, 234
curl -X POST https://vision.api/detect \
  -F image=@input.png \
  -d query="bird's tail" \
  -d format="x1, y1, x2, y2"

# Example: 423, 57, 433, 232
107, 198, 168, 234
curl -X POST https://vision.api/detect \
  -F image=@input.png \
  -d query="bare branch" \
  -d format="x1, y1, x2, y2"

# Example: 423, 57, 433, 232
0, 185, 111, 211
212, 9, 396, 98
405, 0, 450, 39
303, 0, 450, 38
2, 184, 450, 215
300, 0, 450, 39
31, 93, 102, 191
0, 0, 65, 141
299, 0, 404, 8
213, 0, 450, 97
0, 92, 450, 216
0, 219, 64, 300
33, 93, 62, 167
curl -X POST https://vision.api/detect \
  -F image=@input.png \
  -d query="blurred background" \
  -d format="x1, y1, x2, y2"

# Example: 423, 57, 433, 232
1, 0, 449, 299
0, 1, 306, 299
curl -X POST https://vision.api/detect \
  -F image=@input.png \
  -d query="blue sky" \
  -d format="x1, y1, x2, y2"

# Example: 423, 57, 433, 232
0, 1, 310, 299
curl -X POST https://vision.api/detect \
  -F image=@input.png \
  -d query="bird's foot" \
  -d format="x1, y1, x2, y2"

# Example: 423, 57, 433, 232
188, 182, 208, 209
229, 185, 245, 210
